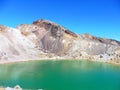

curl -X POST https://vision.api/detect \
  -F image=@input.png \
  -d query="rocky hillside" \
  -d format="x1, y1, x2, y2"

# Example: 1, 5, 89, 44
0, 19, 120, 64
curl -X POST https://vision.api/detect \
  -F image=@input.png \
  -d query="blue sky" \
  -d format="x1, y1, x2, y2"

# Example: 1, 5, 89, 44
0, 0, 120, 40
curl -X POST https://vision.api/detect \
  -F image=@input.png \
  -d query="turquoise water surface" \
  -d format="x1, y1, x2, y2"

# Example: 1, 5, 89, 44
0, 60, 120, 90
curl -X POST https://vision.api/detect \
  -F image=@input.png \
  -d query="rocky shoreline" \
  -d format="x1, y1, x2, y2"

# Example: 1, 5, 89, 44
0, 59, 120, 66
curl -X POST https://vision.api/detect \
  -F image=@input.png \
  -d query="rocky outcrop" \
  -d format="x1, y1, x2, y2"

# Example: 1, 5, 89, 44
0, 19, 120, 64
5, 85, 22, 90
0, 85, 22, 90
18, 19, 78, 54
33, 20, 64, 53
32, 19, 78, 53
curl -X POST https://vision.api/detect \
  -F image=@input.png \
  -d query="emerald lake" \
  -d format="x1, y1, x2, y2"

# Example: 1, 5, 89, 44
0, 60, 120, 90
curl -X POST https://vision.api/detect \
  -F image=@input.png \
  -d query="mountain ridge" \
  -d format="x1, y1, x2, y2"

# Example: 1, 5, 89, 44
0, 19, 120, 64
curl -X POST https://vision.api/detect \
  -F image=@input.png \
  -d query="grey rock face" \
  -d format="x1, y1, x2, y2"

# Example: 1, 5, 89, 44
33, 19, 65, 53
40, 31, 64, 53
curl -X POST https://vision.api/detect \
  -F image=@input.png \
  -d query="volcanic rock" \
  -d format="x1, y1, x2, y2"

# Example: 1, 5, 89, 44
0, 19, 120, 64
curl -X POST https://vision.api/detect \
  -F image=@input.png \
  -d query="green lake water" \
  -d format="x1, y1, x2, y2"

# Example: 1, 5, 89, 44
0, 60, 120, 90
